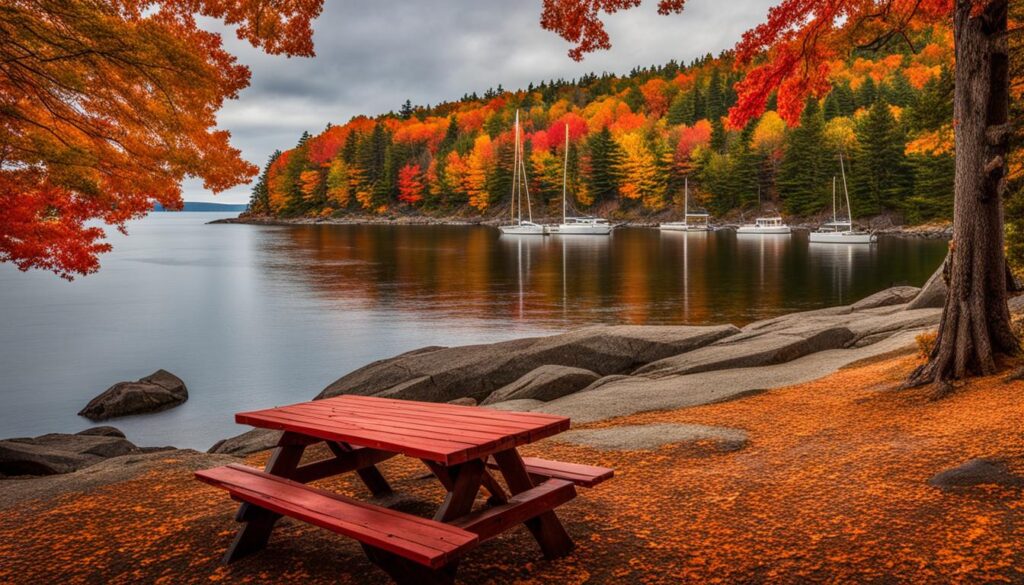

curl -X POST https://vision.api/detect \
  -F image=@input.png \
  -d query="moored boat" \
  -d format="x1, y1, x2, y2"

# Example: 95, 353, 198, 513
660, 178, 711, 232
499, 110, 548, 236
552, 125, 612, 236
737, 216, 791, 234
809, 156, 876, 244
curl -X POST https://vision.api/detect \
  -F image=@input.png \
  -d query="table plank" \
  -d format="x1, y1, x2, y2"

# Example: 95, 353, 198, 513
296, 402, 540, 440
291, 403, 526, 441
337, 395, 568, 426
236, 395, 570, 464
236, 411, 473, 463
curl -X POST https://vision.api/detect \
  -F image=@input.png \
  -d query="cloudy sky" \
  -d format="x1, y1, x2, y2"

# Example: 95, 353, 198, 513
191, 0, 776, 203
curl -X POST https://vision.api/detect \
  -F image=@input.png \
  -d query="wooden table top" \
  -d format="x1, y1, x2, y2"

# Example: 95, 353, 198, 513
236, 395, 571, 465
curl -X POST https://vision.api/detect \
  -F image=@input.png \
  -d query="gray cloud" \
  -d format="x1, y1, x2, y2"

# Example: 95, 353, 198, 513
187, 0, 775, 203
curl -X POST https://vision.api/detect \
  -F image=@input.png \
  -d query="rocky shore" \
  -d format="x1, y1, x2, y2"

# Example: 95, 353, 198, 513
211, 213, 953, 239
3, 318, 1023, 583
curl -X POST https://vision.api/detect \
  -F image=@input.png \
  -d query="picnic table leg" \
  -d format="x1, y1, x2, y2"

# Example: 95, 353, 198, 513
492, 449, 576, 560
362, 544, 457, 585
424, 460, 507, 505
328, 441, 393, 497
433, 458, 485, 522
223, 432, 307, 563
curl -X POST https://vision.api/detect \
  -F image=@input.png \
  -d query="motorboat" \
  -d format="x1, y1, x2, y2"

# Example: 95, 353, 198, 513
737, 216, 791, 234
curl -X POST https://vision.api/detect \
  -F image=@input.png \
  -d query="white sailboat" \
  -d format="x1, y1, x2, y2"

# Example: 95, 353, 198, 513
660, 177, 711, 232
499, 110, 546, 236
548, 125, 613, 236
737, 186, 791, 235
809, 154, 876, 244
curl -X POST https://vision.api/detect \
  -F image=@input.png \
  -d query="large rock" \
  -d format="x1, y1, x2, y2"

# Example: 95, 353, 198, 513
928, 458, 1024, 490
481, 365, 599, 405
844, 308, 943, 347
78, 369, 188, 421
635, 326, 855, 378
0, 449, 237, 510
906, 262, 947, 310
207, 428, 281, 456
483, 399, 545, 412
319, 324, 739, 403
851, 286, 921, 311
0, 429, 138, 477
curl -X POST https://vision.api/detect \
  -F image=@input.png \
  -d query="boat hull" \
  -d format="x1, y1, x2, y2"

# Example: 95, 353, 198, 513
499, 224, 548, 236
809, 231, 876, 244
736, 226, 791, 235
550, 224, 612, 235
659, 223, 710, 232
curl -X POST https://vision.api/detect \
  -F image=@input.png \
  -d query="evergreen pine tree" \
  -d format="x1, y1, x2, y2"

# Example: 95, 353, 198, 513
882, 70, 914, 107
585, 127, 623, 202
855, 77, 878, 109
778, 99, 830, 215
709, 117, 727, 153
854, 100, 912, 214
905, 152, 954, 222
906, 65, 953, 133
399, 99, 414, 120
666, 90, 692, 125
706, 68, 725, 120
440, 115, 459, 153
248, 150, 280, 214
282, 131, 311, 215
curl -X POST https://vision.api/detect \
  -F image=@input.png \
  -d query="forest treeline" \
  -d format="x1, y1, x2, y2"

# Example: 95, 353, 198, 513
250, 24, 958, 224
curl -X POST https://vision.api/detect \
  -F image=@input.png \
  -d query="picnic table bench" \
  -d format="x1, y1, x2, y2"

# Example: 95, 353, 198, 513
195, 394, 612, 584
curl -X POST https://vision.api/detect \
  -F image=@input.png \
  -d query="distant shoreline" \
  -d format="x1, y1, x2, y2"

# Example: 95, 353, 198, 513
210, 214, 953, 239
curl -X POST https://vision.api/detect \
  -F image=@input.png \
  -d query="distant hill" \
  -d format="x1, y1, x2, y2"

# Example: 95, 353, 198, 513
152, 201, 248, 212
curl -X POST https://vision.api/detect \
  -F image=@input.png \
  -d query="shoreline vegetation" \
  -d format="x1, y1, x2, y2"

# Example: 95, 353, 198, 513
213, 212, 954, 239
246, 27, 963, 234
2, 283, 1022, 583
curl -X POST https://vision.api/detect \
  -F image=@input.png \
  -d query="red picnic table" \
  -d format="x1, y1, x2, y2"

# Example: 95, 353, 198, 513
196, 394, 613, 584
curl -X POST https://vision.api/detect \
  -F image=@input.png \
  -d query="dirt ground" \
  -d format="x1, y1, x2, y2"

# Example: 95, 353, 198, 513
1, 354, 1022, 584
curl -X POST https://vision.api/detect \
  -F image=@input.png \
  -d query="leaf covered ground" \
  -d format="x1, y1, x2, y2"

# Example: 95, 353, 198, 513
1, 355, 1022, 584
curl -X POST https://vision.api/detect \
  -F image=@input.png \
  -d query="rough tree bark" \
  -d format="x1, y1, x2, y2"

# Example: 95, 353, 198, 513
908, 0, 1019, 385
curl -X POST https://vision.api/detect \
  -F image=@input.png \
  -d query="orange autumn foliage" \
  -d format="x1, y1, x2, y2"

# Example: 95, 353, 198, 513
2, 353, 1023, 583
397, 164, 425, 205
0, 0, 324, 279
640, 78, 671, 117
540, 0, 953, 125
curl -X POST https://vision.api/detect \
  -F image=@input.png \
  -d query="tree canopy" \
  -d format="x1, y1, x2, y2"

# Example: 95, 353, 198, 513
0, 0, 324, 278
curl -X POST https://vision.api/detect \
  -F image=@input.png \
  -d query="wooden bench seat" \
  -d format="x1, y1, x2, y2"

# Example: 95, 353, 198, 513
196, 464, 478, 569
452, 478, 576, 542
488, 456, 613, 488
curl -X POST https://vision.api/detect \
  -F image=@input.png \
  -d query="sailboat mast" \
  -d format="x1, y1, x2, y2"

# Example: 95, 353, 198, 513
516, 112, 523, 224
562, 124, 569, 224
684, 176, 688, 219
839, 152, 852, 224
522, 137, 533, 222
832, 176, 837, 224
510, 110, 519, 225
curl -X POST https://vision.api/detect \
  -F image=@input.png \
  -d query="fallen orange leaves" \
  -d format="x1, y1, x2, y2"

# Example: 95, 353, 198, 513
1, 354, 1022, 583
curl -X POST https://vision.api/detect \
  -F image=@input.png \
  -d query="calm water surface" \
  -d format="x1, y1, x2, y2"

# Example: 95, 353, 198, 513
0, 214, 946, 449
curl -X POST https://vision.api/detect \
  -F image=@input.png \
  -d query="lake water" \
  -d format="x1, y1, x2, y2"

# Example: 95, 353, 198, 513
0, 213, 947, 450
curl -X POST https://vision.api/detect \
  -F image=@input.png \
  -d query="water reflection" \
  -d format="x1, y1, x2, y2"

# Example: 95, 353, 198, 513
807, 239, 879, 305
256, 225, 947, 328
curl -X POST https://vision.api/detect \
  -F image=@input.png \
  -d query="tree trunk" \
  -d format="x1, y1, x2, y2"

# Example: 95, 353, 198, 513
907, 0, 1018, 385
